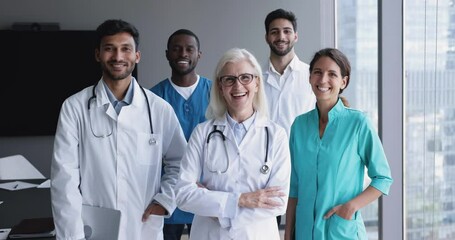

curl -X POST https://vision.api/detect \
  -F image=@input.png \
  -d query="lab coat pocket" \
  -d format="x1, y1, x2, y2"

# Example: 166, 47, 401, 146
137, 133, 162, 165
327, 214, 359, 240
141, 214, 164, 240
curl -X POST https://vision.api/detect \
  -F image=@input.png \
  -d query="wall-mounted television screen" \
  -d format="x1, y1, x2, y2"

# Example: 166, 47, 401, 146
0, 30, 137, 136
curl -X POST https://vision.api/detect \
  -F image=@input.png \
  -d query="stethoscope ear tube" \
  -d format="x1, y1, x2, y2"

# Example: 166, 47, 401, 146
88, 80, 155, 141
206, 125, 270, 174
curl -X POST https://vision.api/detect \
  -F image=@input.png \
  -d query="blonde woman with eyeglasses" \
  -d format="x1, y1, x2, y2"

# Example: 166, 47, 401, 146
175, 48, 291, 240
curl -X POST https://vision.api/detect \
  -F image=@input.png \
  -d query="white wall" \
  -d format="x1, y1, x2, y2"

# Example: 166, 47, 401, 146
0, 0, 321, 88
0, 0, 322, 177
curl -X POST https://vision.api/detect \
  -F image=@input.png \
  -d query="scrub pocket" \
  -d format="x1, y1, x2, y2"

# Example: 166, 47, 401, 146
137, 133, 162, 165
327, 214, 359, 240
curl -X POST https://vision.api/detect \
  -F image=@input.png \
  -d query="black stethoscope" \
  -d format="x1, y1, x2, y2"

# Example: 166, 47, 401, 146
205, 125, 270, 174
87, 79, 156, 145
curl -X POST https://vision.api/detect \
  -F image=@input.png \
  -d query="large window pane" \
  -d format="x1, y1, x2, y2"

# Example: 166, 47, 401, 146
405, 0, 455, 239
337, 0, 379, 239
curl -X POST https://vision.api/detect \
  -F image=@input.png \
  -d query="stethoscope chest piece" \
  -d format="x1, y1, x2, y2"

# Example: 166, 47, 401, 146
149, 138, 156, 145
260, 164, 270, 174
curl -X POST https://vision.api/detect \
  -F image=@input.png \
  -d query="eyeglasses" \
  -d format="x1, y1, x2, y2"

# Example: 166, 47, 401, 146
219, 73, 256, 87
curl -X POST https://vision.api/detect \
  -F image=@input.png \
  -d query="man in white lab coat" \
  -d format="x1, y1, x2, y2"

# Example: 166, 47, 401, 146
51, 19, 186, 240
262, 8, 316, 227
263, 8, 316, 138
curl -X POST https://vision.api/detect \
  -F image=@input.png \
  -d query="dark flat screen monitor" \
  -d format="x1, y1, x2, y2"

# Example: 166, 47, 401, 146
0, 30, 137, 136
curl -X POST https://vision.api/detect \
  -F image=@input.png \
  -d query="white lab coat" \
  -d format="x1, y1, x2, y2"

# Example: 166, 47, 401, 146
175, 113, 290, 240
51, 78, 186, 240
263, 56, 316, 137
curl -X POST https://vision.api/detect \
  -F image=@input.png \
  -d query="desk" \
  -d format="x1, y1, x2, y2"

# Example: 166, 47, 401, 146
0, 180, 54, 240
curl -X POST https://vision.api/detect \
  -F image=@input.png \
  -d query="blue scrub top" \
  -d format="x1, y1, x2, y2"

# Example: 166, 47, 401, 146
289, 99, 393, 240
151, 77, 212, 224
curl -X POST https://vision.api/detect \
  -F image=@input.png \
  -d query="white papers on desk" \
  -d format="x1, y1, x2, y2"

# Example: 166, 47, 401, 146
0, 181, 39, 191
0, 228, 11, 240
0, 155, 45, 180
37, 179, 51, 188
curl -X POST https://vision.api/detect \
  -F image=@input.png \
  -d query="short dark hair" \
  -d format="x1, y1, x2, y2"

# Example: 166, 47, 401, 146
167, 29, 200, 50
264, 8, 297, 34
95, 19, 140, 50
309, 48, 351, 94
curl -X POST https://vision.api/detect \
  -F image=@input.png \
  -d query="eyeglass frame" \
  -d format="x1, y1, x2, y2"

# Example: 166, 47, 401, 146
219, 73, 257, 87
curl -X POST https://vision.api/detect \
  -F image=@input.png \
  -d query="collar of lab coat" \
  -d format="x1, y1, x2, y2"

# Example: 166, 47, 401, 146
93, 78, 110, 108
94, 77, 146, 110
267, 55, 300, 74
211, 112, 270, 143
264, 55, 301, 90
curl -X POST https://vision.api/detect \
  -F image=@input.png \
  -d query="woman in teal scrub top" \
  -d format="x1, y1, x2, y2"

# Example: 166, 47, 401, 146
284, 48, 393, 240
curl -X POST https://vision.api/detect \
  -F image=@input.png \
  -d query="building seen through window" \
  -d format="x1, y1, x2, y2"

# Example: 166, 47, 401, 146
337, 0, 455, 239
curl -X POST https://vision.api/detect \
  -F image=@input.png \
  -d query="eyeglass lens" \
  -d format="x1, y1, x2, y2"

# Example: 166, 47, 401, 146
220, 73, 254, 86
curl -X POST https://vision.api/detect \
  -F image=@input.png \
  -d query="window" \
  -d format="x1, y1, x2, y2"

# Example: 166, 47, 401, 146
337, 0, 380, 239
404, 0, 455, 239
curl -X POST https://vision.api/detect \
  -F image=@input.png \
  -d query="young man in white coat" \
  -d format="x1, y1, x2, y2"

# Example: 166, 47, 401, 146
50, 19, 186, 240
262, 8, 316, 227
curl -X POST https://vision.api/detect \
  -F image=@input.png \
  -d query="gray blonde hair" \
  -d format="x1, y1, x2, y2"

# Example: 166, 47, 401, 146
205, 48, 269, 120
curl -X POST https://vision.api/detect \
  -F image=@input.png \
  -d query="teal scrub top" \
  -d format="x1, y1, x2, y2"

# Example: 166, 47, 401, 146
289, 99, 393, 240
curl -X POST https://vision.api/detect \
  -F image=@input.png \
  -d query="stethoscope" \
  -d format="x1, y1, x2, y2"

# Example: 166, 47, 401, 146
87, 79, 156, 145
205, 125, 270, 174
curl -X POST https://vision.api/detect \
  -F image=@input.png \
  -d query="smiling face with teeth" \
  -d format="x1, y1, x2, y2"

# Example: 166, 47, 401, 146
219, 59, 259, 122
166, 33, 201, 77
265, 18, 298, 57
96, 32, 140, 82
309, 56, 348, 108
